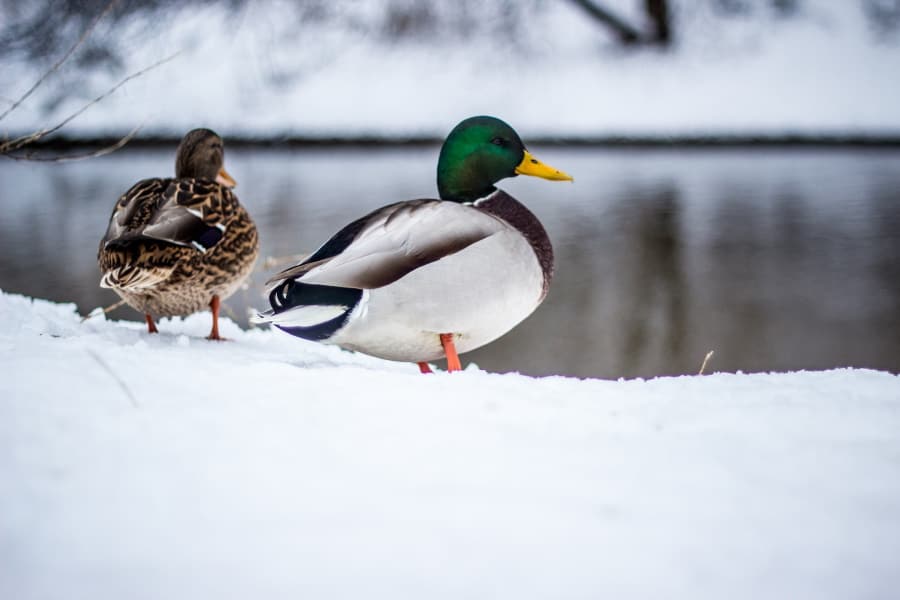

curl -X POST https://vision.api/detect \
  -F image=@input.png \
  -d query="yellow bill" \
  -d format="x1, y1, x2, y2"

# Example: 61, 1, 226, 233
216, 167, 237, 188
515, 150, 573, 182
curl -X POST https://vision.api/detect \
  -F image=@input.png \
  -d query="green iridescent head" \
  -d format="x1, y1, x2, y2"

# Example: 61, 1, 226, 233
436, 116, 572, 203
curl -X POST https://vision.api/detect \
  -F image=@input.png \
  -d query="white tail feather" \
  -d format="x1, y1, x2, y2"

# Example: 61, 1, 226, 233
252, 304, 348, 327
100, 266, 173, 290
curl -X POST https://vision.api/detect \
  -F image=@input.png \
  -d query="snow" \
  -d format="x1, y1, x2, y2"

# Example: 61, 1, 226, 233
2, 289, 900, 599
2, 1, 900, 138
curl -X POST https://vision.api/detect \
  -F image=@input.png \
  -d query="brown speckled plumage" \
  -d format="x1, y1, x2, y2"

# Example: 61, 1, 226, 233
98, 129, 258, 329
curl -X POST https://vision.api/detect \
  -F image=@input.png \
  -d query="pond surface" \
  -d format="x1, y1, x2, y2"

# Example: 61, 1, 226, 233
1, 146, 898, 378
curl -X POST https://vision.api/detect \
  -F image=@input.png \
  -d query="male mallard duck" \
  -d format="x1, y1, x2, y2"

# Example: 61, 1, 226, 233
98, 128, 259, 339
255, 116, 571, 372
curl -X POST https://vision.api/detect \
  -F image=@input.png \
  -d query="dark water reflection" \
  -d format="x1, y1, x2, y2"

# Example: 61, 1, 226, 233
1, 147, 898, 378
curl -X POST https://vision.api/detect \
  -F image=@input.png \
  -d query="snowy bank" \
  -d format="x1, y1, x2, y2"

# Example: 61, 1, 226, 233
2, 291, 900, 599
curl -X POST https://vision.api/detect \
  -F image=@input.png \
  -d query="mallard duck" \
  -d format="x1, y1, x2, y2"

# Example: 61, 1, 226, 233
255, 116, 571, 372
98, 128, 259, 339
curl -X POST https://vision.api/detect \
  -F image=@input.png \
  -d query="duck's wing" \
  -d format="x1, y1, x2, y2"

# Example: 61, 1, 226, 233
267, 200, 508, 290
101, 178, 237, 254
139, 179, 241, 253
100, 178, 170, 247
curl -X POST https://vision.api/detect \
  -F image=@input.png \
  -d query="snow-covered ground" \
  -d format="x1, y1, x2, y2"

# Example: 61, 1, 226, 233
2, 290, 900, 599
2, 1, 900, 138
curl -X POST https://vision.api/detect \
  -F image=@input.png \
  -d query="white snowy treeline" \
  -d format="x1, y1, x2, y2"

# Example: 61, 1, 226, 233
1, 0, 899, 138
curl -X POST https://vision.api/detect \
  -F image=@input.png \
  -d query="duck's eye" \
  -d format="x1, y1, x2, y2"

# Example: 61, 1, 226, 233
491, 137, 507, 147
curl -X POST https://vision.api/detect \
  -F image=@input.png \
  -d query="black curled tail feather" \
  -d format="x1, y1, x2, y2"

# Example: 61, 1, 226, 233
268, 278, 294, 312
268, 279, 363, 341
268, 280, 361, 313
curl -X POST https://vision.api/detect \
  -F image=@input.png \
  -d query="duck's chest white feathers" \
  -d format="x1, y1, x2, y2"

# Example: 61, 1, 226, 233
330, 227, 544, 362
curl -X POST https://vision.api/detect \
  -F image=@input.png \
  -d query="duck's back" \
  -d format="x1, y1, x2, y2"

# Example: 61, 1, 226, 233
98, 177, 259, 317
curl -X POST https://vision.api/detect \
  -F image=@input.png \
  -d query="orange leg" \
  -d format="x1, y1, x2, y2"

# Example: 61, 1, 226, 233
145, 313, 159, 334
418, 362, 434, 374
440, 333, 462, 372
207, 295, 224, 341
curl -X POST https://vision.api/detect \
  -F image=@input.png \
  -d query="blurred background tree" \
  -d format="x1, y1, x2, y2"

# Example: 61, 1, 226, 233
4, 0, 900, 75
2, 0, 899, 149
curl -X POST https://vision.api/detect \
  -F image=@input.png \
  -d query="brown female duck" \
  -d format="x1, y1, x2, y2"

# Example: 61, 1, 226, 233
98, 128, 259, 339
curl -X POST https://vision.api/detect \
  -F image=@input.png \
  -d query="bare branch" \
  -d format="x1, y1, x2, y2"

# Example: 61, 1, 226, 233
0, 0, 120, 123
1, 51, 179, 158
645, 0, 672, 46
570, 0, 672, 47
3, 124, 143, 162
568, 0, 642, 44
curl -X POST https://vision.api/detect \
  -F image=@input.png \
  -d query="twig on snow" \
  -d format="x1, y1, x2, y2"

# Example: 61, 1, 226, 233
81, 298, 127, 322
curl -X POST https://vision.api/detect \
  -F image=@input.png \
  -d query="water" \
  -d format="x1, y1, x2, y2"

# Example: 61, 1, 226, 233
1, 146, 898, 378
